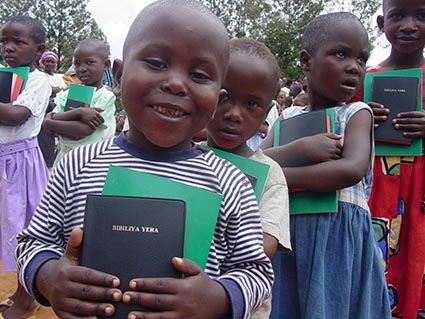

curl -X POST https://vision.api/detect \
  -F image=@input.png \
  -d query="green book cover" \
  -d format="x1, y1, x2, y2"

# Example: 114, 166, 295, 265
65, 83, 96, 111
204, 147, 270, 202
273, 108, 338, 215
102, 165, 222, 269
0, 66, 30, 125
364, 68, 423, 156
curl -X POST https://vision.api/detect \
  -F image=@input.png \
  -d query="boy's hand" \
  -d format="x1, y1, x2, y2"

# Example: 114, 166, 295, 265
368, 101, 390, 128
78, 107, 105, 129
123, 257, 230, 319
36, 228, 122, 318
393, 111, 425, 139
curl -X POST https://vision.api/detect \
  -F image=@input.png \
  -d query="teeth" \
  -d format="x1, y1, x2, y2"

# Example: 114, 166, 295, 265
153, 105, 184, 117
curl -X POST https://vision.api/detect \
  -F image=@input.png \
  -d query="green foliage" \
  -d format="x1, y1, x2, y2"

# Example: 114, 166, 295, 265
202, 0, 381, 81
0, 0, 105, 72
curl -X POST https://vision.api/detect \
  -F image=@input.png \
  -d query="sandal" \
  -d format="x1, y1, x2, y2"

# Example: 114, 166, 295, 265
0, 309, 37, 319
0, 298, 13, 313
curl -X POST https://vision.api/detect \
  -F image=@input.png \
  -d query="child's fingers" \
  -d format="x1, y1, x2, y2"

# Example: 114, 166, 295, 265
171, 257, 202, 276
53, 299, 116, 319
65, 228, 83, 264
123, 290, 176, 311
396, 111, 425, 119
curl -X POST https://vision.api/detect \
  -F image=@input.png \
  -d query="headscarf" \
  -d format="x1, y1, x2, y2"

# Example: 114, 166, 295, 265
40, 51, 59, 65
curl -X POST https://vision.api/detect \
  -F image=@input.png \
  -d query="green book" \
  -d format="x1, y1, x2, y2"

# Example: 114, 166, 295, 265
102, 165, 222, 269
65, 83, 96, 111
205, 147, 270, 202
0, 67, 30, 126
273, 108, 338, 215
364, 68, 423, 156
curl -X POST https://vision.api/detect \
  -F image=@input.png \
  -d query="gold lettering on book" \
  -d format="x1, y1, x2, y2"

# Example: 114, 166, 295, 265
383, 88, 407, 93
111, 225, 159, 233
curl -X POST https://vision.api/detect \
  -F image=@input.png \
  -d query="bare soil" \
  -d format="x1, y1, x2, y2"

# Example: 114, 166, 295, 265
0, 263, 58, 318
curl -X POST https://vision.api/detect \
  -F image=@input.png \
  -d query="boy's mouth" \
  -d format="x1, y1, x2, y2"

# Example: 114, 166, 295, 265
152, 105, 185, 118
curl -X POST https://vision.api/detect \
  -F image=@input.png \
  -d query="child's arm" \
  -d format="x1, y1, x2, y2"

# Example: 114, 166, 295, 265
43, 107, 104, 139
35, 228, 123, 318
282, 108, 372, 191
0, 102, 31, 125
263, 133, 343, 167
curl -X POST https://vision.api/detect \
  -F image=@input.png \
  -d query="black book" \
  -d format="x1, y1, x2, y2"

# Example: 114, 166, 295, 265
276, 108, 334, 148
371, 76, 420, 145
80, 194, 186, 318
0, 71, 13, 103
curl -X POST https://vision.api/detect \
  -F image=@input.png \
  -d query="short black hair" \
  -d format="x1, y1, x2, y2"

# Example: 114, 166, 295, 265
230, 37, 281, 99
3, 15, 45, 44
124, 0, 228, 57
74, 38, 110, 61
302, 12, 366, 53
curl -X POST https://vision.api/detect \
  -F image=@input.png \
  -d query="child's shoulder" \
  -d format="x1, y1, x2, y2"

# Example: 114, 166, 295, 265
251, 149, 287, 185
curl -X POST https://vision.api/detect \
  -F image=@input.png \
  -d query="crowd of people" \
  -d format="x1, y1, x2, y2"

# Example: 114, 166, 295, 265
0, 0, 424, 318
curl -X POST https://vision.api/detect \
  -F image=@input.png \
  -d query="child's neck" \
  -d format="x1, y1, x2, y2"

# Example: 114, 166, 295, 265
381, 48, 425, 70
207, 139, 254, 158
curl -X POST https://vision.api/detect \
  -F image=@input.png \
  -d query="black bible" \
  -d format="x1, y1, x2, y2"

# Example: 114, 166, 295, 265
371, 76, 420, 145
80, 194, 186, 318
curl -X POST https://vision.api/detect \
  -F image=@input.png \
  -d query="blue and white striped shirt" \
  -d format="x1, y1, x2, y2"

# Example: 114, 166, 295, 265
16, 133, 273, 319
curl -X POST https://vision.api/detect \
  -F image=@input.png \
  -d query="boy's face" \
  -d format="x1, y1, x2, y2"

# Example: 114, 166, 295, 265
302, 21, 369, 107
276, 91, 286, 106
378, 0, 425, 55
74, 44, 108, 89
0, 21, 43, 69
114, 6, 228, 152
207, 52, 275, 152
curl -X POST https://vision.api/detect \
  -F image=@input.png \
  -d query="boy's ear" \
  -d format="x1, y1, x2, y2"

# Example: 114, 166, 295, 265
300, 50, 312, 72
112, 59, 123, 97
218, 88, 228, 105
37, 44, 46, 57
377, 15, 384, 32
104, 59, 111, 70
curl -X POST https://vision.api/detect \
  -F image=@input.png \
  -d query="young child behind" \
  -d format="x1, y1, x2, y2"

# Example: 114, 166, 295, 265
261, 12, 391, 318
0, 16, 51, 319
15, 1, 274, 318
205, 37, 291, 318
350, 0, 425, 317
43, 38, 116, 166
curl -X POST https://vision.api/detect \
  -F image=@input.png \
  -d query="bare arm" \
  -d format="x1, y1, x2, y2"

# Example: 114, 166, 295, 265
0, 103, 31, 125
43, 108, 104, 138
282, 109, 372, 191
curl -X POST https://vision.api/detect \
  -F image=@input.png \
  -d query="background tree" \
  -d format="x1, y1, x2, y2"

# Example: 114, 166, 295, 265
202, 0, 381, 80
0, 0, 105, 72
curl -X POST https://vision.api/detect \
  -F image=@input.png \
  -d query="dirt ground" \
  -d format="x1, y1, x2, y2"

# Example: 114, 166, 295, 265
0, 262, 58, 318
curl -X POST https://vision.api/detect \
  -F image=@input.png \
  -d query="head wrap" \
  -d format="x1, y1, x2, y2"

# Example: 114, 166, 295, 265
40, 51, 59, 65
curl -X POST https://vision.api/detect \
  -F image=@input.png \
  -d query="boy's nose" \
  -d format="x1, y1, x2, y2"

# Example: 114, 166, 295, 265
224, 105, 243, 122
401, 16, 418, 32
161, 71, 188, 96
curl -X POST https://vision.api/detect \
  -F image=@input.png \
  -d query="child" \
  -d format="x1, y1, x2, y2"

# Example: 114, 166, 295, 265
205, 37, 291, 318
261, 12, 391, 318
0, 16, 51, 319
43, 38, 116, 166
350, 1, 425, 317
15, 1, 274, 319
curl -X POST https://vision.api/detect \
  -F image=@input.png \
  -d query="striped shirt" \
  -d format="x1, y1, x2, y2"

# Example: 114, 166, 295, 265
16, 133, 273, 319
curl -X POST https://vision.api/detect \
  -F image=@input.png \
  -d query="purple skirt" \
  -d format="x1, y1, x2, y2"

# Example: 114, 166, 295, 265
0, 137, 48, 271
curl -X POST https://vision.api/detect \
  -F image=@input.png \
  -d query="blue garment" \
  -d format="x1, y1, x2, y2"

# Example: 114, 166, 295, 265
271, 202, 390, 319
270, 103, 391, 319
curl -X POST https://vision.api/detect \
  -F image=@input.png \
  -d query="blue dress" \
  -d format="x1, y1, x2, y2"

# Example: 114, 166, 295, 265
270, 103, 391, 319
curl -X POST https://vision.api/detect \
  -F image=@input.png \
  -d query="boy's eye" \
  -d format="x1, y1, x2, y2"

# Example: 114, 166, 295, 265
335, 52, 345, 59
246, 100, 259, 109
145, 59, 166, 70
191, 71, 211, 82
87, 61, 95, 65
357, 56, 367, 65
417, 12, 425, 20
